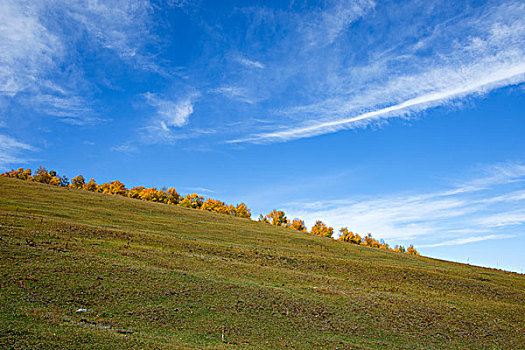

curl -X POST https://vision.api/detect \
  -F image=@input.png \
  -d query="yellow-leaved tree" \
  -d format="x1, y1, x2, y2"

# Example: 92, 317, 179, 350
289, 219, 307, 232
179, 193, 204, 209
233, 203, 251, 218
394, 245, 406, 253
109, 180, 127, 196
167, 188, 181, 205
311, 220, 333, 238
363, 233, 381, 248
202, 199, 230, 214
338, 227, 361, 244
97, 182, 111, 194
70, 175, 85, 189
265, 210, 289, 227
139, 187, 161, 202
32, 166, 52, 184
83, 178, 98, 191
128, 186, 145, 199
406, 245, 420, 255
1, 168, 32, 180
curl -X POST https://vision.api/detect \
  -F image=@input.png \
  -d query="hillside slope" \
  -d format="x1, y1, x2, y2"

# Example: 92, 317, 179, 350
1, 177, 524, 349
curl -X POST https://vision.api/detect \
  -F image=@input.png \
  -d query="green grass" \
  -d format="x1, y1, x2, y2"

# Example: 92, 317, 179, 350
0, 176, 524, 349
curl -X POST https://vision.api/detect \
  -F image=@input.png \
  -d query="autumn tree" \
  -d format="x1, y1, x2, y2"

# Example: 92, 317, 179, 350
32, 166, 52, 184
406, 245, 419, 255
202, 198, 230, 214
128, 186, 145, 199
166, 188, 181, 205
363, 233, 381, 248
159, 189, 168, 203
338, 227, 361, 244
97, 182, 111, 194
2, 168, 32, 180
84, 178, 98, 192
138, 187, 161, 202
49, 176, 62, 186
394, 245, 406, 253
289, 219, 307, 232
21, 168, 32, 180
258, 214, 269, 223
70, 175, 85, 189
265, 210, 289, 227
109, 180, 127, 196
179, 193, 204, 209
1, 168, 14, 178
233, 203, 251, 218
311, 220, 333, 238
338, 227, 351, 241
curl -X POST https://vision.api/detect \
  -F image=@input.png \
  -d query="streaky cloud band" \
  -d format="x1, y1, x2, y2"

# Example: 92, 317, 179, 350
229, 65, 525, 144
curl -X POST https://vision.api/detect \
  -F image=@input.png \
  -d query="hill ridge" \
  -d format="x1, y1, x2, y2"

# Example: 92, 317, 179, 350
2, 167, 419, 255
1, 176, 524, 349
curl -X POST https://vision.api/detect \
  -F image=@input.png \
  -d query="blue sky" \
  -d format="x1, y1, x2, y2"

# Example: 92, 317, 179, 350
1, 0, 524, 272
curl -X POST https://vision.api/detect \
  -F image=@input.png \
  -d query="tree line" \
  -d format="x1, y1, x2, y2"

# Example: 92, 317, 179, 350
2, 166, 419, 255
258, 210, 419, 255
2, 167, 251, 218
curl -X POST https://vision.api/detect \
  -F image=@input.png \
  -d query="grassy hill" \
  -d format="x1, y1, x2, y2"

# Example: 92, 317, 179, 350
1, 176, 524, 349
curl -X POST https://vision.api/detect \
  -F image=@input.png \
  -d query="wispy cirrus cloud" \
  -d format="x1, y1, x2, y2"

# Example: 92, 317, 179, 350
224, 0, 525, 143
0, 0, 62, 97
0, 135, 35, 170
236, 57, 265, 69
0, 0, 166, 124
110, 143, 138, 154
475, 210, 525, 228
299, 0, 375, 46
418, 234, 516, 248
282, 163, 525, 247
183, 187, 216, 195
0, 0, 94, 123
65, 0, 163, 72
211, 86, 257, 104
235, 64, 525, 143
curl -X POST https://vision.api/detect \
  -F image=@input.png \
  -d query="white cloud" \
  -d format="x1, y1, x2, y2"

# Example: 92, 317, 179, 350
184, 187, 216, 194
418, 234, 516, 248
0, 135, 35, 169
236, 57, 265, 69
475, 210, 525, 228
282, 163, 525, 246
141, 92, 199, 143
0, 0, 62, 97
29, 94, 97, 125
236, 64, 525, 142
0, 0, 163, 124
300, 0, 375, 46
212, 86, 257, 104
226, 0, 525, 143
65, 0, 159, 70
144, 92, 195, 128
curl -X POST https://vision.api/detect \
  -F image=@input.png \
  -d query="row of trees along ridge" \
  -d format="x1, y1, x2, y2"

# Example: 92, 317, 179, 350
3, 167, 419, 255
2, 167, 250, 218
258, 210, 419, 255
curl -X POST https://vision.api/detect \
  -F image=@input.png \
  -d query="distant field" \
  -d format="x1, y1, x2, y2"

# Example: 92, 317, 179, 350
1, 176, 524, 349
